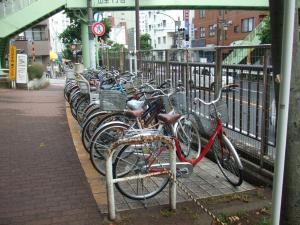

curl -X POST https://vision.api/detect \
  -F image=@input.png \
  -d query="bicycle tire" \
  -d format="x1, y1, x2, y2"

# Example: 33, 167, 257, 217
174, 114, 202, 162
90, 122, 130, 175
81, 111, 108, 152
113, 141, 170, 200
213, 135, 243, 186
94, 112, 137, 131
76, 96, 90, 126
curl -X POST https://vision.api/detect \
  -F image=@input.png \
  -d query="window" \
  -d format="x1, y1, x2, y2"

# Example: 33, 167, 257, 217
209, 25, 216, 37
200, 27, 205, 38
234, 25, 240, 33
149, 25, 151, 31
163, 20, 166, 27
199, 10, 205, 18
242, 17, 254, 32
163, 36, 166, 44
158, 37, 161, 44
148, 12, 151, 18
32, 27, 42, 41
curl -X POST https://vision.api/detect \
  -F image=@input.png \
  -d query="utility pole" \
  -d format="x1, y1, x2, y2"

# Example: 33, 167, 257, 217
87, 0, 96, 69
270, 0, 299, 224
135, 0, 140, 51
280, 3, 300, 225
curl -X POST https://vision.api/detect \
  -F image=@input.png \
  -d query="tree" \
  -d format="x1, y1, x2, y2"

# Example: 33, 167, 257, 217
59, 10, 112, 59
257, 16, 271, 44
140, 33, 152, 51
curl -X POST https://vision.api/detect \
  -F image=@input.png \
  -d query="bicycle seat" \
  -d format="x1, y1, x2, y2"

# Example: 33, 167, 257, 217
90, 86, 97, 91
127, 99, 145, 110
125, 108, 144, 118
157, 113, 181, 125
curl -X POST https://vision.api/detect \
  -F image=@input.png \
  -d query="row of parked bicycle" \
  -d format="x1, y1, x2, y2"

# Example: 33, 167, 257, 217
63, 67, 244, 201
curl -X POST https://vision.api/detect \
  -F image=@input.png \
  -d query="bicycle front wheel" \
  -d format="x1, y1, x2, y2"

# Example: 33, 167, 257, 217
214, 135, 243, 186
113, 141, 171, 200
174, 114, 202, 162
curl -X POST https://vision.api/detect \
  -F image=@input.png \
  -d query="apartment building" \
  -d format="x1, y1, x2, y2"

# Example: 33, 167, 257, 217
193, 10, 269, 47
14, 20, 51, 65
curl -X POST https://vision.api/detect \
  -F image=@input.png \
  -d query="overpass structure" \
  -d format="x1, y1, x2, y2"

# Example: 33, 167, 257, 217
0, 0, 289, 68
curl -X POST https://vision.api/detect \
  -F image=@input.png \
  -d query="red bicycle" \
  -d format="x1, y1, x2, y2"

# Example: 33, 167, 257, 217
112, 84, 243, 200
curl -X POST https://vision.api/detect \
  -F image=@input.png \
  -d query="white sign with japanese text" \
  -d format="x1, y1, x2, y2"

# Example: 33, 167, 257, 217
16, 54, 28, 84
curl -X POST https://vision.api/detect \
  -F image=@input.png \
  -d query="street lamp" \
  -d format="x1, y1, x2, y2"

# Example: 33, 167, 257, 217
156, 11, 181, 48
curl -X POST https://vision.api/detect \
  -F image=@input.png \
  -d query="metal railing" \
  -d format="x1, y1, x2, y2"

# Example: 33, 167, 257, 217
0, 0, 38, 18
101, 45, 275, 174
105, 134, 177, 220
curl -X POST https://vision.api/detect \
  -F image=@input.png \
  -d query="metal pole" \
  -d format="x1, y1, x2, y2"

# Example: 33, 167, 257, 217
87, 0, 96, 69
260, 49, 270, 168
169, 141, 176, 210
135, 0, 140, 51
106, 154, 116, 220
215, 47, 222, 99
272, 0, 295, 224
81, 19, 90, 68
129, 52, 133, 73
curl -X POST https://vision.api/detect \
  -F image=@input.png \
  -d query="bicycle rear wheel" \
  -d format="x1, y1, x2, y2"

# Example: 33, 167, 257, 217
113, 141, 170, 200
214, 135, 243, 186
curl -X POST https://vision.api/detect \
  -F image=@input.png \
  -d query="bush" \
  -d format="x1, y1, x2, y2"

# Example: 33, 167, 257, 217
28, 63, 44, 80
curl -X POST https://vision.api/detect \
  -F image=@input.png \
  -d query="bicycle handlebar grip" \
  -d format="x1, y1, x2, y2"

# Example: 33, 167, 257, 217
226, 83, 239, 89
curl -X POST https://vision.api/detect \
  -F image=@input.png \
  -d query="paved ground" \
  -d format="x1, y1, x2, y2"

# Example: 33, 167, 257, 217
0, 86, 103, 225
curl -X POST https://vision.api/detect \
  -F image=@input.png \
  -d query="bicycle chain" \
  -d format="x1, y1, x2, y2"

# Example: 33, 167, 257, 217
152, 146, 226, 225
169, 172, 226, 225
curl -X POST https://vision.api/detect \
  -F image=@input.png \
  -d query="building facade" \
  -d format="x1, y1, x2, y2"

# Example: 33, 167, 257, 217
14, 19, 51, 66
49, 11, 70, 54
193, 10, 269, 47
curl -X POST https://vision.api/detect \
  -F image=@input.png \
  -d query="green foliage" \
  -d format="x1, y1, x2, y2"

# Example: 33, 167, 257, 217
257, 16, 271, 44
109, 42, 127, 52
62, 46, 74, 60
59, 11, 112, 63
27, 63, 44, 80
140, 33, 152, 51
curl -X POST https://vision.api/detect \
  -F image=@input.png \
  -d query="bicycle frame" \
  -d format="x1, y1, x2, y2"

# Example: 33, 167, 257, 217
175, 117, 223, 166
143, 116, 224, 171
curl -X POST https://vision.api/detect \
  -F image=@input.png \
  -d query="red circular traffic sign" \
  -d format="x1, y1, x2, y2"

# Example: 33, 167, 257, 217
91, 22, 106, 36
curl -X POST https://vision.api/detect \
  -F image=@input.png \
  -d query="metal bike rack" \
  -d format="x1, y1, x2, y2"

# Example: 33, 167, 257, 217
105, 134, 177, 220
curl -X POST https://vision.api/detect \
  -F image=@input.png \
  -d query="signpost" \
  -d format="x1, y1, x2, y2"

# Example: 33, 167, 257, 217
91, 22, 106, 36
94, 12, 103, 22
9, 45, 16, 81
16, 54, 28, 84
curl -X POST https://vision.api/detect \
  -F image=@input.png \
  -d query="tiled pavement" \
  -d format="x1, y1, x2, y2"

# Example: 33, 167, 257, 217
0, 87, 103, 225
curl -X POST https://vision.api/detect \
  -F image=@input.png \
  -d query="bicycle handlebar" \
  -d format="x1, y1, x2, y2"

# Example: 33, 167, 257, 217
194, 84, 239, 106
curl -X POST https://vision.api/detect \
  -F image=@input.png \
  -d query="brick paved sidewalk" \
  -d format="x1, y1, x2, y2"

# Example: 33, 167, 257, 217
0, 86, 103, 225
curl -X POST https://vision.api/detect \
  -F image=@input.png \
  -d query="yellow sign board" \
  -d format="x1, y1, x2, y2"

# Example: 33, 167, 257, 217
9, 45, 16, 81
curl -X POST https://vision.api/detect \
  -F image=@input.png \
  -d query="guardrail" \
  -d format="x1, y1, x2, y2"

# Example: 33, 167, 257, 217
105, 134, 177, 220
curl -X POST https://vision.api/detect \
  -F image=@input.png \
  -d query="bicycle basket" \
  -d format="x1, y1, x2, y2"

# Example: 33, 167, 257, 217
78, 80, 89, 94
124, 82, 137, 95
197, 101, 229, 137
165, 92, 187, 114
209, 101, 229, 124
99, 90, 127, 111
124, 129, 161, 139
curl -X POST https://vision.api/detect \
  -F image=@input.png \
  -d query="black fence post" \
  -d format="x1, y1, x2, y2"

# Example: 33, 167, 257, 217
260, 48, 271, 168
